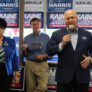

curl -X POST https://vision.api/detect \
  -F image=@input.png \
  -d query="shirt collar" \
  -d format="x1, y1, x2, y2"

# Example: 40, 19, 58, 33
66, 27, 78, 34
32, 31, 41, 37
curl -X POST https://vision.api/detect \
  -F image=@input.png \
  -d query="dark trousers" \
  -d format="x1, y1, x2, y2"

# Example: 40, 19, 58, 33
0, 63, 13, 92
57, 74, 89, 92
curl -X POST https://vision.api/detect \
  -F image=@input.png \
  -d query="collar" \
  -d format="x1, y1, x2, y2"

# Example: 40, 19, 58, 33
32, 31, 41, 37
66, 27, 78, 34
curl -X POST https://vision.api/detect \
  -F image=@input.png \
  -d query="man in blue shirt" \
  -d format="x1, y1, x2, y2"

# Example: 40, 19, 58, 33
21, 18, 50, 92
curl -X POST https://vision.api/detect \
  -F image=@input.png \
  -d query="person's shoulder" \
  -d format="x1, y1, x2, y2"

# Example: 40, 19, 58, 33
4, 36, 15, 41
4, 37, 16, 46
52, 28, 65, 35
41, 32, 49, 37
24, 33, 32, 39
79, 28, 91, 34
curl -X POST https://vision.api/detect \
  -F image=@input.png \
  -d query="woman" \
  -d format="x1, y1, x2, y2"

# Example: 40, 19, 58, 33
0, 18, 19, 92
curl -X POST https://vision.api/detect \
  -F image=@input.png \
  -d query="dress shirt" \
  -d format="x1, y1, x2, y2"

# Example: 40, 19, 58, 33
23, 32, 50, 61
59, 28, 78, 51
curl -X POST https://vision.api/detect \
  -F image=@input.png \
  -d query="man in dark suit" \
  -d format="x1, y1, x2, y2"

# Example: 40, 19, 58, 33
46, 9, 92, 92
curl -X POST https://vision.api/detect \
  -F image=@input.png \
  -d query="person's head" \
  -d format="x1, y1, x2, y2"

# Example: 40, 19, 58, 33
0, 18, 7, 36
30, 18, 41, 35
64, 9, 78, 30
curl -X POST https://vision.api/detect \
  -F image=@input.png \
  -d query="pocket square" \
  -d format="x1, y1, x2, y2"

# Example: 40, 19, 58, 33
82, 37, 87, 40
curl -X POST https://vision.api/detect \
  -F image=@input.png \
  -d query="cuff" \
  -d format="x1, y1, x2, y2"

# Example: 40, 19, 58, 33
88, 56, 92, 63
59, 43, 63, 52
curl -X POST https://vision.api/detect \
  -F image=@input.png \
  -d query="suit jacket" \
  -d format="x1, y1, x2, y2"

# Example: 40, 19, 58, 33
47, 28, 92, 83
3, 37, 19, 76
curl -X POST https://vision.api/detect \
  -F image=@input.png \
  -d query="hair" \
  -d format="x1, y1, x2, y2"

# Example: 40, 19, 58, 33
0, 18, 7, 29
30, 17, 41, 25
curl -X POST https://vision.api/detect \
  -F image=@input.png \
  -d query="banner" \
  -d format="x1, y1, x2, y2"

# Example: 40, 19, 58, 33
0, 0, 19, 12
77, 13, 92, 28
0, 12, 19, 28
48, 67, 57, 91
73, 0, 92, 12
10, 66, 25, 91
47, 0, 72, 12
24, 12, 44, 28
24, 0, 44, 12
47, 12, 65, 29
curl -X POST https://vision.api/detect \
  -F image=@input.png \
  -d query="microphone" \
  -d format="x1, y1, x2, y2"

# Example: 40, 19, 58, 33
68, 25, 75, 33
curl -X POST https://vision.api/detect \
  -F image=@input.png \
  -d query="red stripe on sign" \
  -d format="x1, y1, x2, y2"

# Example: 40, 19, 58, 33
89, 88, 92, 91
15, 84, 22, 87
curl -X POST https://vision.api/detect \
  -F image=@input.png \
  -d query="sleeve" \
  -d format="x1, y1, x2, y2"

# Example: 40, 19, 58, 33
20, 37, 29, 58
46, 32, 60, 56
12, 39, 19, 71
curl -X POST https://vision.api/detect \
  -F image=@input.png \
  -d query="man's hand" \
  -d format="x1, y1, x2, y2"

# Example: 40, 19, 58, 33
36, 54, 48, 61
36, 55, 43, 61
62, 34, 71, 47
80, 55, 91, 69
21, 44, 28, 52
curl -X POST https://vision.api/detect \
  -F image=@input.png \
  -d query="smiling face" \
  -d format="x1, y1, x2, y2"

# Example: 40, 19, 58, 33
31, 20, 41, 35
64, 9, 78, 30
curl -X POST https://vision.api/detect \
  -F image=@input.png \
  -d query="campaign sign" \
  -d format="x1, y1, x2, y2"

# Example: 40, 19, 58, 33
24, 12, 44, 28
0, 12, 19, 28
0, 0, 19, 12
47, 12, 65, 29
10, 66, 25, 91
73, 0, 92, 12
47, 0, 72, 12
48, 67, 57, 91
24, 0, 44, 12
77, 12, 92, 29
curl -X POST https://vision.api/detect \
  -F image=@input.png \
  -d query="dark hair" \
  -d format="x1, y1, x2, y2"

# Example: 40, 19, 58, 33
30, 17, 41, 25
0, 18, 7, 29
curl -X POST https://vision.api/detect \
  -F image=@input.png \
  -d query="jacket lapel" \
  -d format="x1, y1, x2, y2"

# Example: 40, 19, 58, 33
64, 28, 74, 51
75, 29, 82, 51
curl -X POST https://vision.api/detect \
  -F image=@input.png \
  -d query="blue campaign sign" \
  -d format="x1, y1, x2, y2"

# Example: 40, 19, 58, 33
48, 67, 57, 91
0, 0, 19, 12
24, 12, 44, 28
0, 12, 19, 28
10, 66, 25, 91
47, 12, 65, 29
47, 0, 72, 12
77, 12, 92, 29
